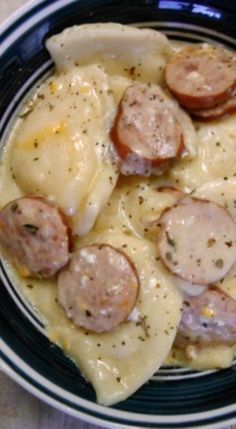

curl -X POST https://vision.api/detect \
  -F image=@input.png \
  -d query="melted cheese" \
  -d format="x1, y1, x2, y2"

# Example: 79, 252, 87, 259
167, 344, 236, 370
169, 114, 236, 191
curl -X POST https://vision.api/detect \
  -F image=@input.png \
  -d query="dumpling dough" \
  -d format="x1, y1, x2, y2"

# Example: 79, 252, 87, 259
193, 178, 236, 300
170, 114, 236, 191
18, 229, 182, 406
9, 222, 181, 406
95, 177, 180, 240
9, 64, 118, 235
46, 23, 171, 84
46, 23, 197, 157
67, 230, 182, 405
193, 177, 236, 221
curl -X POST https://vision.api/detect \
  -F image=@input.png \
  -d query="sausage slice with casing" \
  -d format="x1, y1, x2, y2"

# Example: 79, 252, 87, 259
110, 83, 184, 176
165, 45, 236, 109
158, 198, 236, 285
0, 197, 70, 278
58, 244, 139, 333
189, 91, 236, 121
175, 287, 236, 347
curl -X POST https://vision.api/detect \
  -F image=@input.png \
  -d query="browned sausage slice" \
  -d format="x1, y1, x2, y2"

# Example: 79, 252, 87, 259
0, 197, 69, 278
58, 244, 139, 333
110, 83, 184, 176
165, 45, 236, 109
175, 287, 236, 347
188, 91, 236, 121
158, 197, 236, 285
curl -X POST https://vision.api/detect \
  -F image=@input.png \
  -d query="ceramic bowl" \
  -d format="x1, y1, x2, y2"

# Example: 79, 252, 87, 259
0, 1, 236, 427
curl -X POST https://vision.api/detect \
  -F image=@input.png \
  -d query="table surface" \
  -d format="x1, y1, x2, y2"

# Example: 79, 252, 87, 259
0, 1, 235, 429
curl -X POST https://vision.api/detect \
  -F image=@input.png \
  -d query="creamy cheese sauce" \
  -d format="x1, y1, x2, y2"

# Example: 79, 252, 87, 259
0, 23, 236, 404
